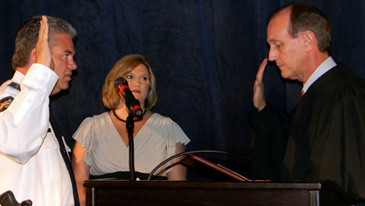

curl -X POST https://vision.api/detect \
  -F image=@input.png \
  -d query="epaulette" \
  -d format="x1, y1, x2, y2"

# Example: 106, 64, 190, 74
0, 82, 20, 112
8, 82, 20, 91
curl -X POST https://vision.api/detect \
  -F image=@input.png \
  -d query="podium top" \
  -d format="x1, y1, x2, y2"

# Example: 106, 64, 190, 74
84, 180, 321, 190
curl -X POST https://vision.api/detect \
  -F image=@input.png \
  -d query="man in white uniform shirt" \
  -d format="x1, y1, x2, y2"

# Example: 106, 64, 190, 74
0, 16, 79, 206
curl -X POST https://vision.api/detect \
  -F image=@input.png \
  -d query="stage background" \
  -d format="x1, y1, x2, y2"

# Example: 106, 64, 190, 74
1, 0, 364, 180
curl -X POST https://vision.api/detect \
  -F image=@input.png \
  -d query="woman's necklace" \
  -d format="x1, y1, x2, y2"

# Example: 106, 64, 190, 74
112, 109, 147, 122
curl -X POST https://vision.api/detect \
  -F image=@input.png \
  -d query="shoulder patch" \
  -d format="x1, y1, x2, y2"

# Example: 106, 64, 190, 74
8, 82, 20, 91
0, 96, 14, 112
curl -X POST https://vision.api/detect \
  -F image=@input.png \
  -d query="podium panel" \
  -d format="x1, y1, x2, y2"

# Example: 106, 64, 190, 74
84, 181, 320, 206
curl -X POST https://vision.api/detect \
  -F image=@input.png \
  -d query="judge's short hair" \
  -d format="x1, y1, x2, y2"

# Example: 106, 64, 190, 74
269, 3, 331, 52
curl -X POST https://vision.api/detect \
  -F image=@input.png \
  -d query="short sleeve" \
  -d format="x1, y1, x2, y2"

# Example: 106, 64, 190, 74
72, 117, 96, 166
165, 119, 190, 158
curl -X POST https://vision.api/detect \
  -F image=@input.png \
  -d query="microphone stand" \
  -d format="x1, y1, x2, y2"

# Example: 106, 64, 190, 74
126, 111, 136, 181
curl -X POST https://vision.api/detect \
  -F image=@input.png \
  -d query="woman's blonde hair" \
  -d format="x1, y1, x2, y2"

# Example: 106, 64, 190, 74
102, 54, 157, 110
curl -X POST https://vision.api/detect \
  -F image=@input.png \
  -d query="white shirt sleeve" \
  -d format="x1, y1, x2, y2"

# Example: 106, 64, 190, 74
0, 63, 58, 163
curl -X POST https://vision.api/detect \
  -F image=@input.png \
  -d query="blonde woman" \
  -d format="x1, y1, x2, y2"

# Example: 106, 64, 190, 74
71, 54, 190, 205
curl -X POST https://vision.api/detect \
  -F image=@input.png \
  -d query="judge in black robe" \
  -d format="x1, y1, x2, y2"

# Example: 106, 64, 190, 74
249, 63, 365, 202
248, 3, 365, 204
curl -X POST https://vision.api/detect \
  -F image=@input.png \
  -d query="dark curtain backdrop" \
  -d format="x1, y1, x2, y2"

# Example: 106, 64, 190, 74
1, 0, 365, 180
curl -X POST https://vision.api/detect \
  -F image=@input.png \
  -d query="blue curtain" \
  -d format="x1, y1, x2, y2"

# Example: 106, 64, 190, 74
1, 0, 365, 179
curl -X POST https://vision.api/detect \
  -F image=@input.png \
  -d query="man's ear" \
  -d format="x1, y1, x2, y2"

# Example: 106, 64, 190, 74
301, 31, 316, 52
30, 48, 37, 63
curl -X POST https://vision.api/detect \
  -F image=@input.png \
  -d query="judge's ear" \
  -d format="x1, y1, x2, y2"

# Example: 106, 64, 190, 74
301, 31, 316, 52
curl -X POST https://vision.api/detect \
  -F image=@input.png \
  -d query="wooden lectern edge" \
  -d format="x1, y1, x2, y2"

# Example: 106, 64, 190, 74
184, 154, 250, 181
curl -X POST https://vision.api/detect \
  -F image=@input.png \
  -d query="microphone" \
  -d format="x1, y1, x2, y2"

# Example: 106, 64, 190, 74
114, 77, 143, 118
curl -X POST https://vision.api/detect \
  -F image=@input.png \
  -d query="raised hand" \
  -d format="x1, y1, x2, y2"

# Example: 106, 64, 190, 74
35, 15, 54, 70
253, 59, 268, 111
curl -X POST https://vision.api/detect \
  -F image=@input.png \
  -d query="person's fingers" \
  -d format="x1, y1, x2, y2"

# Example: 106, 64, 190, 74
253, 59, 268, 111
38, 19, 44, 42
253, 79, 262, 93
256, 58, 268, 83
42, 15, 49, 41
35, 15, 52, 68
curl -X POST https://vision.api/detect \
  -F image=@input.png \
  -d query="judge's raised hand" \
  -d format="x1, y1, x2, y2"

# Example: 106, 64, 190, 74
35, 15, 54, 70
253, 59, 268, 112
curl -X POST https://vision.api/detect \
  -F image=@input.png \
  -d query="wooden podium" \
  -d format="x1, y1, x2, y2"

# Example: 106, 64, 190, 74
84, 181, 320, 206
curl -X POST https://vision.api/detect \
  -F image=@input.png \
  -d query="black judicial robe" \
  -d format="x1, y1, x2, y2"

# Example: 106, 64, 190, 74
248, 64, 365, 201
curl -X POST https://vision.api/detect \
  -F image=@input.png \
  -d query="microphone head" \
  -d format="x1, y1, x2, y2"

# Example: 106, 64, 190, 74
133, 105, 143, 117
114, 77, 128, 90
